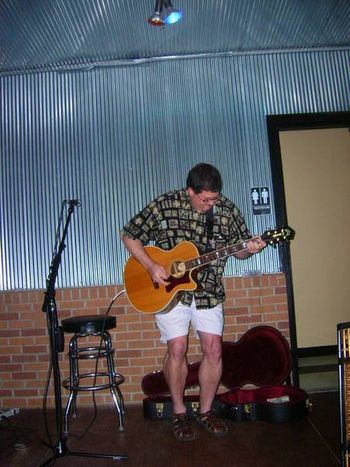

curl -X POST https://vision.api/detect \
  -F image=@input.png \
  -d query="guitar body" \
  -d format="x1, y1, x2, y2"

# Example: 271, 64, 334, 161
124, 226, 294, 314
124, 241, 200, 314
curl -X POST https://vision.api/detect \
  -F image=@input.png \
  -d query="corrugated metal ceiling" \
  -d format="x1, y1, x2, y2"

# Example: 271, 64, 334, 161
0, 0, 349, 75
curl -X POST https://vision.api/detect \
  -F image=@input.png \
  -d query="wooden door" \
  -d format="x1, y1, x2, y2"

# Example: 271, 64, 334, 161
279, 127, 350, 348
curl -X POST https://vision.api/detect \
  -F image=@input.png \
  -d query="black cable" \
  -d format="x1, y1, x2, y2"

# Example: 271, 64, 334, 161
41, 202, 66, 452
0, 412, 39, 458
72, 289, 126, 440
52, 202, 66, 260
41, 360, 54, 449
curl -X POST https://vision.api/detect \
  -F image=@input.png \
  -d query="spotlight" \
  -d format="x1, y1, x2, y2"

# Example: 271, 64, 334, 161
148, 0, 182, 27
164, 0, 182, 25
148, 0, 165, 26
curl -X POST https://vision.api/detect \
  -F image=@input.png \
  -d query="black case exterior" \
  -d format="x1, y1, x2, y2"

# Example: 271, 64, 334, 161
142, 326, 309, 423
256, 396, 309, 423
142, 389, 309, 423
217, 385, 309, 423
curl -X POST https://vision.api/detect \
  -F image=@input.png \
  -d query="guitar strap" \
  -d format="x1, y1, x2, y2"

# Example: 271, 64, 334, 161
205, 207, 215, 252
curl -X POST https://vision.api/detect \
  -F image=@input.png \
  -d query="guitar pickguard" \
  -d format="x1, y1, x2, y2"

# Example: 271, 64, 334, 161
165, 271, 192, 293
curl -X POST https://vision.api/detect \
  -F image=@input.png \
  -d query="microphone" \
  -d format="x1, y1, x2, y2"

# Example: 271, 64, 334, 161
64, 199, 81, 207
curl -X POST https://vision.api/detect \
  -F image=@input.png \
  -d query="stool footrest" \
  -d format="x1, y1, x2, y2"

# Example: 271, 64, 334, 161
63, 372, 125, 392
62, 321, 125, 433
73, 346, 113, 359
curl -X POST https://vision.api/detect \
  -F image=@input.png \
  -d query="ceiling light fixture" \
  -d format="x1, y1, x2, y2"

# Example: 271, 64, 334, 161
148, 0, 164, 26
148, 0, 182, 27
163, 0, 182, 25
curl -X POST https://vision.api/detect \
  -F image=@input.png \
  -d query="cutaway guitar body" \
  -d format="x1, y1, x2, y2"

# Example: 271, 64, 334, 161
124, 241, 199, 314
124, 226, 294, 314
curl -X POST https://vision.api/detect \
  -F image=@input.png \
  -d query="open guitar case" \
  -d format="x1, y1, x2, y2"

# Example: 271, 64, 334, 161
142, 325, 310, 423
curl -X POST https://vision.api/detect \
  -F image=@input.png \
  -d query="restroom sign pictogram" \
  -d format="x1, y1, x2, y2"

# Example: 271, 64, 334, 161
251, 187, 271, 215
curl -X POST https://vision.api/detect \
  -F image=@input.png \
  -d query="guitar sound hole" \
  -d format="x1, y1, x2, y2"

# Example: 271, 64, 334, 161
170, 261, 186, 278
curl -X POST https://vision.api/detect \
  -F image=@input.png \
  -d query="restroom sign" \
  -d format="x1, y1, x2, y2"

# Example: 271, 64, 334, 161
251, 187, 271, 215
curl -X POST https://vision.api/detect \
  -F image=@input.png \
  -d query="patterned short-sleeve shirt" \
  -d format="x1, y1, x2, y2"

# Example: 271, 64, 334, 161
121, 189, 251, 309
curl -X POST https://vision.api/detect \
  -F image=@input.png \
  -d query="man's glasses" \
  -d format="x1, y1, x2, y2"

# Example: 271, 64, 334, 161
194, 192, 219, 204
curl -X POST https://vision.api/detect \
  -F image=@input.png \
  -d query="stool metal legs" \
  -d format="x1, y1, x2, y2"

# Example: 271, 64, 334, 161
63, 336, 79, 436
63, 331, 125, 435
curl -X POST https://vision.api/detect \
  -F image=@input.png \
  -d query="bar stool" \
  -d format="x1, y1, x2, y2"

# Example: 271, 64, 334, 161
61, 314, 125, 435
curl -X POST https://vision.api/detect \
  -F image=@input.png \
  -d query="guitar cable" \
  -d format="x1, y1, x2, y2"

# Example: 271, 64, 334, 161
76, 289, 126, 440
42, 289, 127, 446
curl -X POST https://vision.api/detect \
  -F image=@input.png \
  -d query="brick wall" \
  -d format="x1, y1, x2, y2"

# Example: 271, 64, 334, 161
0, 273, 289, 409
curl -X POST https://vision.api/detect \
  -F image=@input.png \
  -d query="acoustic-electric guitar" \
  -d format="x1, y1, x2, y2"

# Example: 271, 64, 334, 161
123, 227, 294, 314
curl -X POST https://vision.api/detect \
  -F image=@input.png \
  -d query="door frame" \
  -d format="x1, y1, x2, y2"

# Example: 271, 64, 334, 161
266, 111, 350, 386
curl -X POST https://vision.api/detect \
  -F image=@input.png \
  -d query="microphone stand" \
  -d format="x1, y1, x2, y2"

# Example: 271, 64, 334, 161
41, 201, 127, 465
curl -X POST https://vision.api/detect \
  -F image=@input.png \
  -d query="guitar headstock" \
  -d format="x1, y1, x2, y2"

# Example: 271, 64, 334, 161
261, 226, 295, 247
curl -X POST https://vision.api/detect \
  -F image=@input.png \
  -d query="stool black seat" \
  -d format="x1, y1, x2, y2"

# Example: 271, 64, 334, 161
61, 314, 125, 435
62, 315, 116, 334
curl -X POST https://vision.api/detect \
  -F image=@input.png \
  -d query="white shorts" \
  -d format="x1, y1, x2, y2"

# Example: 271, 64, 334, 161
155, 299, 224, 343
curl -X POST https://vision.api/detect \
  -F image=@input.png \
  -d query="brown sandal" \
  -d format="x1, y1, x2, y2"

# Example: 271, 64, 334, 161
173, 413, 196, 441
197, 410, 228, 437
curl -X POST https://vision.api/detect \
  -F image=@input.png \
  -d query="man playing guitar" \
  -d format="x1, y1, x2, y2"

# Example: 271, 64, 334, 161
121, 163, 265, 441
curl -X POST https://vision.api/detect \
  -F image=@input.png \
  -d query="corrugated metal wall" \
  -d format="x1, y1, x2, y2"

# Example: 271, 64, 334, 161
1, 49, 349, 290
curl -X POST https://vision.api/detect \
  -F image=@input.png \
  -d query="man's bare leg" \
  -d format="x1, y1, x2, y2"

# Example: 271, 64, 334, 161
163, 335, 188, 414
197, 331, 228, 436
197, 331, 222, 412
163, 335, 195, 441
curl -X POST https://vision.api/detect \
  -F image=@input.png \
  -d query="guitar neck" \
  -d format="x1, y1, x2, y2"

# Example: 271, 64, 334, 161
184, 239, 249, 271
176, 226, 293, 274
